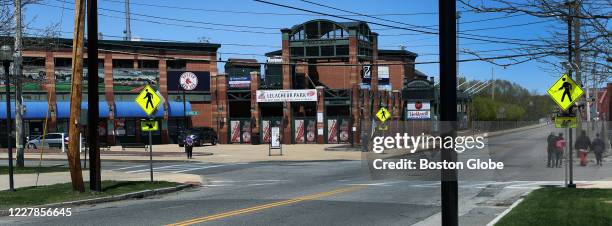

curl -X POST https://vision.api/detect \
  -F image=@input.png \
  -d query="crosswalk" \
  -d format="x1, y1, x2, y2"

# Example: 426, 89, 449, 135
111, 162, 243, 174
346, 180, 566, 189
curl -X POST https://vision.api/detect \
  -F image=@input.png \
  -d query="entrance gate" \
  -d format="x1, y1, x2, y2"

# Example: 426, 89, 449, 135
229, 118, 252, 144
293, 117, 317, 144
325, 117, 351, 144
261, 118, 282, 143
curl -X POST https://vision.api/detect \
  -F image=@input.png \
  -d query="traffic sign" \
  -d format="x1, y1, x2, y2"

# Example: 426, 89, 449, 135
135, 85, 161, 116
186, 111, 199, 116
141, 120, 159, 131
555, 116, 577, 128
547, 74, 584, 111
376, 107, 391, 123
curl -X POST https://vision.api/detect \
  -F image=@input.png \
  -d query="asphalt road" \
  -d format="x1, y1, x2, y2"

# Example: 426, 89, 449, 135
1, 125, 610, 226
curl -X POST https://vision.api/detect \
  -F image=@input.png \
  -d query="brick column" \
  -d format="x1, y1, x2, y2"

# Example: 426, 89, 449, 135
216, 74, 229, 144
349, 36, 360, 144
281, 28, 293, 144
250, 71, 260, 136
159, 59, 169, 143
316, 86, 325, 144
104, 53, 116, 145
45, 52, 57, 132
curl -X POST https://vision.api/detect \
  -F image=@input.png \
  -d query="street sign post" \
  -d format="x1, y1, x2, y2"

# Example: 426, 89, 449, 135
135, 85, 161, 182
548, 74, 582, 189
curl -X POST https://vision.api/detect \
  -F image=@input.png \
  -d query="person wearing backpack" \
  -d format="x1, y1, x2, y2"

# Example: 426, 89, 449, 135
555, 133, 566, 168
591, 133, 605, 166
574, 130, 591, 166
547, 132, 557, 168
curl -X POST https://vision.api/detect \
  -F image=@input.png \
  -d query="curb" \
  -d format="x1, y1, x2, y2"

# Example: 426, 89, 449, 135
0, 183, 196, 217
485, 191, 531, 226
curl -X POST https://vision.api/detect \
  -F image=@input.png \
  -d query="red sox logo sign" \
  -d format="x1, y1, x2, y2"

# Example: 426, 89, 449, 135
415, 101, 423, 110
179, 72, 198, 91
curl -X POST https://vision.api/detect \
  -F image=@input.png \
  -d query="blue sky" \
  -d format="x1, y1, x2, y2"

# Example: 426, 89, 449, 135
23, 0, 566, 93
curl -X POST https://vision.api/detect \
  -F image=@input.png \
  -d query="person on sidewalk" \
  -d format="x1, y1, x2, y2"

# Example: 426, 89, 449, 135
591, 133, 605, 166
547, 132, 557, 168
574, 130, 591, 167
555, 133, 566, 168
184, 135, 194, 159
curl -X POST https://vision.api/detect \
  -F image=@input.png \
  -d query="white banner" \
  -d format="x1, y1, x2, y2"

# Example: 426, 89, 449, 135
271, 127, 281, 148
406, 101, 431, 110
406, 110, 431, 119
256, 89, 317, 102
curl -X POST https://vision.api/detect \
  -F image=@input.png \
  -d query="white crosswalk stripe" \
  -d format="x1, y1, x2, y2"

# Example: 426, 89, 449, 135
112, 163, 235, 174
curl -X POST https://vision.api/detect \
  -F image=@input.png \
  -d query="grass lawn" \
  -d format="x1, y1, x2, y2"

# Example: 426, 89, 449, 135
0, 181, 180, 209
496, 188, 612, 226
0, 166, 69, 175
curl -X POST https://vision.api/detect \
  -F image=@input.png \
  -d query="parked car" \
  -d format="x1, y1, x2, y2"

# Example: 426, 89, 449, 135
27, 133, 68, 149
178, 127, 218, 147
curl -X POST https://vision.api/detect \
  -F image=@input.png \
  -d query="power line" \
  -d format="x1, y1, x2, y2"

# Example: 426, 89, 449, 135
101, 0, 448, 17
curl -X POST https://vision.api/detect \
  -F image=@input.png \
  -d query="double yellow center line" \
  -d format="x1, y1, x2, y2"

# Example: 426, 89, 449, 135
166, 185, 364, 226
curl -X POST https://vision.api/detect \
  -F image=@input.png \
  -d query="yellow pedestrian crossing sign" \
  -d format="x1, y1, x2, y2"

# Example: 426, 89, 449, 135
141, 120, 159, 131
376, 107, 391, 123
135, 85, 161, 116
547, 74, 583, 111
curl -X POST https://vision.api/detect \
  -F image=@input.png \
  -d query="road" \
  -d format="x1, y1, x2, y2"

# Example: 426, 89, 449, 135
1, 125, 610, 226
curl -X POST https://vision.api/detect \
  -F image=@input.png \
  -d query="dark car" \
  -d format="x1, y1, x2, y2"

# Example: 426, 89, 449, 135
178, 127, 218, 147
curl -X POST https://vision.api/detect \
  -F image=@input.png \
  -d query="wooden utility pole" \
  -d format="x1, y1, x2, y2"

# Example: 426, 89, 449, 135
14, 0, 24, 167
67, 0, 86, 192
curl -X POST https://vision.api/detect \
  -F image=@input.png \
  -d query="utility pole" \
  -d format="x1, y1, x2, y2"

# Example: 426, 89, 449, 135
124, 0, 131, 41
566, 0, 576, 188
67, 0, 86, 192
439, 0, 458, 225
87, 0, 101, 192
574, 1, 583, 133
491, 67, 495, 100
14, 0, 24, 167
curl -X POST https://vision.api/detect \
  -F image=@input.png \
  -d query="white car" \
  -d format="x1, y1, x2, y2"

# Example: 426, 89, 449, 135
27, 133, 68, 149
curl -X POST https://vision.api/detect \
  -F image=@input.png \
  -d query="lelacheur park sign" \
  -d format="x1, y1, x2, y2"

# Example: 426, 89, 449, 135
256, 89, 317, 102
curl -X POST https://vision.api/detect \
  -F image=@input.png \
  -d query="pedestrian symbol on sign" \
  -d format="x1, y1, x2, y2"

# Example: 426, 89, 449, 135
547, 74, 583, 111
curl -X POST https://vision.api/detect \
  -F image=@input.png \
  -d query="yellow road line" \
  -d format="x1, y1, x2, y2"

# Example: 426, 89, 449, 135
166, 185, 364, 226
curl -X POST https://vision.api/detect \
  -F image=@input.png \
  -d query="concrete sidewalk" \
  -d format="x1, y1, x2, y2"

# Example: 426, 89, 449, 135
0, 170, 203, 191
0, 144, 364, 163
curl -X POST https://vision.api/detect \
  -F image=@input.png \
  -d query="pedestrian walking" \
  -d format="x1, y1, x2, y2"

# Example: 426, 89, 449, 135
555, 133, 566, 168
547, 132, 557, 168
591, 133, 605, 166
184, 135, 194, 159
575, 130, 591, 167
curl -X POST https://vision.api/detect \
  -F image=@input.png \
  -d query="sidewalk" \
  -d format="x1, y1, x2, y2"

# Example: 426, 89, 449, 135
0, 169, 202, 191
0, 144, 364, 163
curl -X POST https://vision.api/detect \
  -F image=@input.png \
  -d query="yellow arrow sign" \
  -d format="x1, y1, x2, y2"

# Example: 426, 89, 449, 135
376, 107, 390, 123
141, 120, 159, 131
555, 116, 576, 128
547, 74, 584, 111
135, 85, 161, 116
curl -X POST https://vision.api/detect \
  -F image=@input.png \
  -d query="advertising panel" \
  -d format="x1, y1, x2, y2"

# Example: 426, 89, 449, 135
256, 89, 317, 102
406, 101, 432, 120
228, 76, 251, 89
167, 71, 210, 92
294, 119, 305, 144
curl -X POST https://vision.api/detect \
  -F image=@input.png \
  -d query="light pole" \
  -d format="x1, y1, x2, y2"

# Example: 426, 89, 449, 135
1, 45, 15, 191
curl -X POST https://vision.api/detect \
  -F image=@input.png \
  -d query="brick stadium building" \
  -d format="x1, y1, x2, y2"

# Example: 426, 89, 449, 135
0, 19, 438, 146
0, 37, 219, 146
